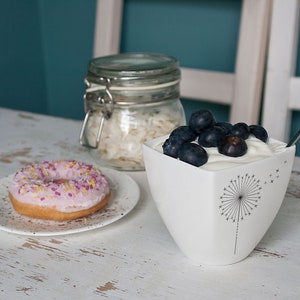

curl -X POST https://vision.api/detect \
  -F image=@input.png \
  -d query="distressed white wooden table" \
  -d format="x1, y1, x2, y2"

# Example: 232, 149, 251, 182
0, 107, 299, 299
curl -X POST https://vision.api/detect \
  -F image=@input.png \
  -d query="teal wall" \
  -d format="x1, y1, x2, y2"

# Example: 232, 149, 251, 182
0, 0, 95, 119
121, 0, 241, 122
38, 0, 96, 119
0, 0, 299, 153
0, 0, 47, 114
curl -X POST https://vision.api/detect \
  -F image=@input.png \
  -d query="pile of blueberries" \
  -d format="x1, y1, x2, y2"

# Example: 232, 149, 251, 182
162, 109, 269, 167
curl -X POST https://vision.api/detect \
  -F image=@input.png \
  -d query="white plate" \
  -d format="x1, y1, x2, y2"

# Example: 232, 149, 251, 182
0, 168, 140, 236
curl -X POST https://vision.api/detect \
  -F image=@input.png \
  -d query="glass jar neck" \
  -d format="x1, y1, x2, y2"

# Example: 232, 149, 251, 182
84, 79, 180, 111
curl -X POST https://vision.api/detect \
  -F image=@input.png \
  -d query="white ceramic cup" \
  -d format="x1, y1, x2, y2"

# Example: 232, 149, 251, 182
143, 135, 295, 265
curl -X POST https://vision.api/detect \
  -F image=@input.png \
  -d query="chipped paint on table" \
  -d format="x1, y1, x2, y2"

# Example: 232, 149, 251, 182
0, 108, 300, 299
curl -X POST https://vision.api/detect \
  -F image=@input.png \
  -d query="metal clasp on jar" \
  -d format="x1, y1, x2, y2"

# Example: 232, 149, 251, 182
79, 78, 114, 149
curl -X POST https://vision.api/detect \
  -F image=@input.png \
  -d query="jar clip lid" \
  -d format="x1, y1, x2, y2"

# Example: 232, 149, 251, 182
79, 78, 114, 149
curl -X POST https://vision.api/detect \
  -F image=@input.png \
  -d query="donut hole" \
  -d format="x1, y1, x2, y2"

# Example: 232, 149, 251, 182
52, 179, 69, 184
43, 178, 70, 184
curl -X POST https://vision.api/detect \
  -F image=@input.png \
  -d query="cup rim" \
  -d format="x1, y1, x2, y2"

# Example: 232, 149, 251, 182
143, 135, 296, 174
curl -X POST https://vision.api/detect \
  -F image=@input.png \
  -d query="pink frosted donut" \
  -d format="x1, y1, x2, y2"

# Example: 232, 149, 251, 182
8, 160, 111, 221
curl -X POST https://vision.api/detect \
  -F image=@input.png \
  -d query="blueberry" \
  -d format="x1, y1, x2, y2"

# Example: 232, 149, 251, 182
198, 126, 226, 147
169, 126, 197, 144
218, 135, 248, 157
178, 143, 208, 167
215, 122, 233, 134
230, 122, 250, 139
188, 109, 216, 134
249, 125, 268, 142
162, 139, 181, 158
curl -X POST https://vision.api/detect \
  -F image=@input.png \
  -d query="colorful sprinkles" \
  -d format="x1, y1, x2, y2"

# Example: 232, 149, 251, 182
9, 160, 110, 209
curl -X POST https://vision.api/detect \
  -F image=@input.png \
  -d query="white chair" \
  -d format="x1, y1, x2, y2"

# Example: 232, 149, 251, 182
180, 0, 272, 125
262, 0, 300, 142
93, 0, 271, 124
93, 0, 123, 57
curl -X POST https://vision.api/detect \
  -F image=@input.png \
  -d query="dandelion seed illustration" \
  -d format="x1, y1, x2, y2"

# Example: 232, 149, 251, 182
219, 173, 262, 254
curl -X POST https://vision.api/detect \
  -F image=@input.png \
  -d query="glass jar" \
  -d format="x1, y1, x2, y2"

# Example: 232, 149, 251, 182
80, 53, 186, 171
